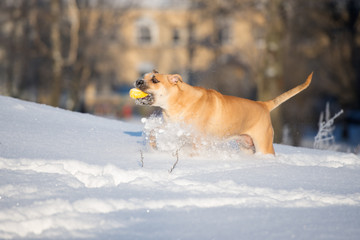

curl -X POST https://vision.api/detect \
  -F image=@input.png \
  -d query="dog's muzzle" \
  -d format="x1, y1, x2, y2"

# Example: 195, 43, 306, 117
136, 78, 145, 88
134, 79, 155, 105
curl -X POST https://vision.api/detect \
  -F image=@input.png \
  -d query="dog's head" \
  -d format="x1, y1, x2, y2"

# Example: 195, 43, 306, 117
134, 69, 183, 108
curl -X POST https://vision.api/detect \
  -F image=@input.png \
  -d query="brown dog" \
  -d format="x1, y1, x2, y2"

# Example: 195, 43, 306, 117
135, 70, 312, 154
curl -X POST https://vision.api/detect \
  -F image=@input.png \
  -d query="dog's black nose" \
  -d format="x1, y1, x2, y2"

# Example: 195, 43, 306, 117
136, 79, 144, 86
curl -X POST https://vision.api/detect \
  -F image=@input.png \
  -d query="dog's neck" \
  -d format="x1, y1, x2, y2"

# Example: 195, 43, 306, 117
162, 83, 206, 122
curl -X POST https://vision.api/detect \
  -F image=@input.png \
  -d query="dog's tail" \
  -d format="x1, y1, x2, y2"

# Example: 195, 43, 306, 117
264, 72, 313, 112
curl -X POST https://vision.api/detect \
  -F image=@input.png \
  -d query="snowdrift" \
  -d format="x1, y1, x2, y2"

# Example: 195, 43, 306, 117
0, 95, 360, 239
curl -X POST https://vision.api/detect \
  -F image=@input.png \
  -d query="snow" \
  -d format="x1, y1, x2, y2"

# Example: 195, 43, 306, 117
0, 95, 360, 239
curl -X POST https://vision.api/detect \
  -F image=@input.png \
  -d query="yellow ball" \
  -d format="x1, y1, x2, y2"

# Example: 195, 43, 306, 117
129, 88, 149, 99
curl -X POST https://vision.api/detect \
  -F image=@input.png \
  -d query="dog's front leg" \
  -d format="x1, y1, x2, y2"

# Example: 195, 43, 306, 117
148, 129, 158, 150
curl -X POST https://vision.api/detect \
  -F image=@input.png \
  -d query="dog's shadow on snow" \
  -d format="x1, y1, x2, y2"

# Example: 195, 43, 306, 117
124, 131, 143, 137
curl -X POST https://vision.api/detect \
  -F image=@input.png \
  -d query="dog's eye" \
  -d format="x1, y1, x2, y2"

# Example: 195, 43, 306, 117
151, 77, 160, 84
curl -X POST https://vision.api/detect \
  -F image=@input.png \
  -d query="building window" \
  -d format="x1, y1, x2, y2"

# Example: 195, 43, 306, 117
138, 26, 152, 44
172, 28, 181, 45
218, 26, 231, 45
217, 20, 232, 45
136, 17, 157, 46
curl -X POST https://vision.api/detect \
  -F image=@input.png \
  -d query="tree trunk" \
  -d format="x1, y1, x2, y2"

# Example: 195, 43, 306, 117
256, 0, 285, 143
50, 0, 79, 107
50, 0, 63, 107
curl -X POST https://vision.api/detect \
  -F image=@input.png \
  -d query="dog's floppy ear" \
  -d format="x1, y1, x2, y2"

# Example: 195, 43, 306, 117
167, 74, 183, 85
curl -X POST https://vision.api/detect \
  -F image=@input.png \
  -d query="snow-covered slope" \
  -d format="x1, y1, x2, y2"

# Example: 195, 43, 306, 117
0, 95, 360, 239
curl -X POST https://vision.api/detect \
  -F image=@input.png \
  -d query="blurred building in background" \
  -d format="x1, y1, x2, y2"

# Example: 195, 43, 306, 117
0, 0, 359, 149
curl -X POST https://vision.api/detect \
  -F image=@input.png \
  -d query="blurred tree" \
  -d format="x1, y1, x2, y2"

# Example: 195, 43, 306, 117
70, 1, 134, 111
256, 0, 285, 143
50, 0, 79, 107
281, 0, 360, 145
0, 0, 80, 106
0, 0, 133, 110
1, 0, 29, 98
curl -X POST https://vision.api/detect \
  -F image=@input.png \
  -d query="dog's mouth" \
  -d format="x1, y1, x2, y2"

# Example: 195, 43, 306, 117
135, 93, 155, 105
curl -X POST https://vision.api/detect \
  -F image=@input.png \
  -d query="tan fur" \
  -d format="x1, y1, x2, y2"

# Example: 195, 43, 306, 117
138, 71, 313, 154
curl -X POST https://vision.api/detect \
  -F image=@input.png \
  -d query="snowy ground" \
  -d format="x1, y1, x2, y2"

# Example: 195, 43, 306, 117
0, 95, 360, 239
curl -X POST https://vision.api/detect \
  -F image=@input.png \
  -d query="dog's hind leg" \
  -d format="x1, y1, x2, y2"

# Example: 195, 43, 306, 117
237, 134, 255, 154
227, 134, 255, 154
251, 127, 275, 155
